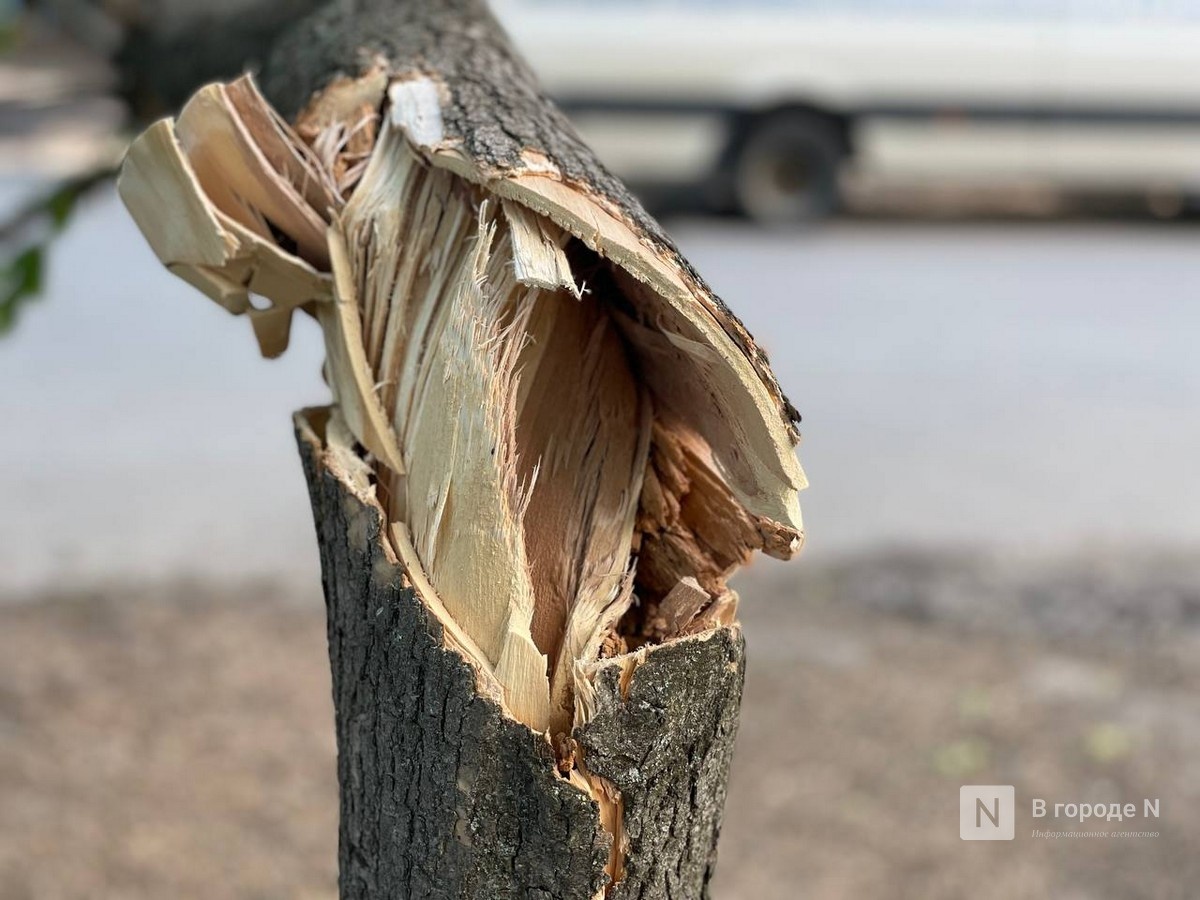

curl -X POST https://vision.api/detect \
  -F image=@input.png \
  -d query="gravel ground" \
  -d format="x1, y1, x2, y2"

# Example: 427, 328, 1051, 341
2, 554, 1196, 900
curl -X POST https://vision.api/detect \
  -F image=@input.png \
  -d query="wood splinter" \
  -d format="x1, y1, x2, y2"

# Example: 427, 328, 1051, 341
117, 2, 805, 897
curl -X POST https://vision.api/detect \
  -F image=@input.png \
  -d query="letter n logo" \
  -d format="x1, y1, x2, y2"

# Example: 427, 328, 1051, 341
960, 786, 1015, 840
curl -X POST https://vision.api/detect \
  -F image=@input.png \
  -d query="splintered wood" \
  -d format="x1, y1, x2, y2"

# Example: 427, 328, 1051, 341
118, 73, 805, 740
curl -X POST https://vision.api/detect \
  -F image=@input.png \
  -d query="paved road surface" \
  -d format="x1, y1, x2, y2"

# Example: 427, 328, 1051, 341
3, 182, 1198, 592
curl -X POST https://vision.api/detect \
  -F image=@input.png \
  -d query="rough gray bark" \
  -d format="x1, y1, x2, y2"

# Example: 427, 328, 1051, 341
30, 0, 327, 117
116, 0, 330, 116
578, 630, 745, 899
297, 411, 746, 900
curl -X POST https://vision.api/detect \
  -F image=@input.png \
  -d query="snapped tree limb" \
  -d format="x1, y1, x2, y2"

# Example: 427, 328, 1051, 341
117, 1, 806, 896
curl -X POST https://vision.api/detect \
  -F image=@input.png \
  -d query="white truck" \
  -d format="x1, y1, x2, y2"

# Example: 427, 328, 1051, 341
492, 0, 1200, 221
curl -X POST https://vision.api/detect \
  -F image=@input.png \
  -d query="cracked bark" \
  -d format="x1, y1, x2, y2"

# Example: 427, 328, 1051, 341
298, 410, 746, 900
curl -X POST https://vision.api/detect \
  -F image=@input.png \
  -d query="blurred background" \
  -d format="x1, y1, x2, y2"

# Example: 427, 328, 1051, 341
3, 1, 1200, 898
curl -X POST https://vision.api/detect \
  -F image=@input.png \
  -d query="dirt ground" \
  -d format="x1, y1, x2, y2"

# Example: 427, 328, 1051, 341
2, 553, 1198, 899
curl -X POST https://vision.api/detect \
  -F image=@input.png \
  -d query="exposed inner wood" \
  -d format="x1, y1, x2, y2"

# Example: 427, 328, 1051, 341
515, 262, 650, 735
327, 117, 649, 733
117, 71, 802, 750
176, 83, 331, 269
426, 147, 808, 533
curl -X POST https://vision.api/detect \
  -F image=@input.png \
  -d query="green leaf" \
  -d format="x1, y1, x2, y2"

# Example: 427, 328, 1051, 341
0, 165, 118, 336
0, 245, 45, 335
48, 186, 79, 231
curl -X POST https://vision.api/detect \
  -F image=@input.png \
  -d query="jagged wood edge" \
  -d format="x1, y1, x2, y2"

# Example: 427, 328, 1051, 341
261, 0, 802, 438
297, 407, 746, 900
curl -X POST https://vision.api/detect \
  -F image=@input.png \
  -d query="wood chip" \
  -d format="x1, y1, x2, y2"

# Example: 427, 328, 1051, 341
649, 576, 711, 640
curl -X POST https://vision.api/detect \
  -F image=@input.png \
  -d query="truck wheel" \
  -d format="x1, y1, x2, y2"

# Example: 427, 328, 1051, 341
732, 113, 844, 225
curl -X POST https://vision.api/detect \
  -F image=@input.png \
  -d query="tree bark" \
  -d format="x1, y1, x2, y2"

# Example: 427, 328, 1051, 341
297, 410, 746, 900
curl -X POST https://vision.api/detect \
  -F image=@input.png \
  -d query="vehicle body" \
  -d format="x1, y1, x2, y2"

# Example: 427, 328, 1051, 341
491, 0, 1200, 221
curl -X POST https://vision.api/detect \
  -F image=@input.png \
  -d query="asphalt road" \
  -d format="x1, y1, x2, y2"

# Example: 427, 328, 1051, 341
3, 184, 1199, 592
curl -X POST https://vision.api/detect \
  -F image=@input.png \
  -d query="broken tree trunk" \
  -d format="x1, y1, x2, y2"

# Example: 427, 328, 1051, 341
298, 409, 747, 899
117, 1, 807, 897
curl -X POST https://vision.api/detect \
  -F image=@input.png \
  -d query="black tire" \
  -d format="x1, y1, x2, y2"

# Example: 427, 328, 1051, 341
731, 112, 844, 225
